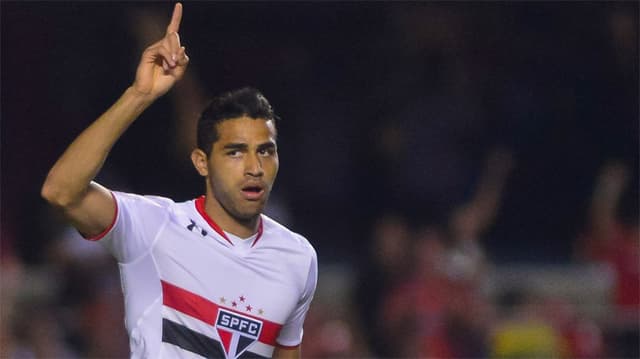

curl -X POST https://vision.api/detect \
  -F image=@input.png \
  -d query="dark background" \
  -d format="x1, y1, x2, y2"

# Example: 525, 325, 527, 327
2, 1, 637, 265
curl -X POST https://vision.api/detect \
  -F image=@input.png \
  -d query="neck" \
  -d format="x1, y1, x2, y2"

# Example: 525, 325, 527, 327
203, 194, 259, 239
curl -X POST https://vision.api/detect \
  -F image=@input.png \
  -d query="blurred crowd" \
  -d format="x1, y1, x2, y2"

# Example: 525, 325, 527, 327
2, 153, 637, 358
2, 2, 638, 358
303, 157, 638, 358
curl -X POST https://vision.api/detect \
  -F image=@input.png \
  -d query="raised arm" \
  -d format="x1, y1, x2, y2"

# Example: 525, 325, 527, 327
449, 147, 515, 242
586, 161, 629, 241
41, 3, 189, 238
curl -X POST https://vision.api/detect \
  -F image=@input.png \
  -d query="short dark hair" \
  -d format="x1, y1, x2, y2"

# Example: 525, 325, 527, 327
197, 87, 278, 155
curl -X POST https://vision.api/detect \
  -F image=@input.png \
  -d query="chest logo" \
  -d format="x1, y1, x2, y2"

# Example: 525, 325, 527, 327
215, 308, 263, 358
186, 219, 208, 237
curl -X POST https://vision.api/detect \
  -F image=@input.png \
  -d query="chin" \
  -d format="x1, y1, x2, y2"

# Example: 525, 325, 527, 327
234, 206, 265, 221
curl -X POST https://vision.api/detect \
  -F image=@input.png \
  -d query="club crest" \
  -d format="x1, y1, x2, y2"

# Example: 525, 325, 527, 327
215, 308, 263, 358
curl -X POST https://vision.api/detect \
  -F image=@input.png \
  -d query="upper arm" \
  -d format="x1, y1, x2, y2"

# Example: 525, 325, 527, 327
272, 345, 300, 359
276, 245, 318, 347
58, 181, 117, 239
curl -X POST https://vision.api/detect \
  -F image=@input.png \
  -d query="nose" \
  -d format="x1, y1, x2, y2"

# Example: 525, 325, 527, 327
244, 153, 264, 177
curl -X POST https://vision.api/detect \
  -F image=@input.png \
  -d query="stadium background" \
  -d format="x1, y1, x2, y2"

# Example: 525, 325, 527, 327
2, 1, 638, 357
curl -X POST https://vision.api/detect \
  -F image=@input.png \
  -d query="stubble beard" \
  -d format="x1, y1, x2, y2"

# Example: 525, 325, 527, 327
212, 184, 268, 224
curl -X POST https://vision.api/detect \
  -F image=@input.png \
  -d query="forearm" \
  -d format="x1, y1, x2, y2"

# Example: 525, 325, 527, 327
42, 87, 153, 206
588, 163, 629, 238
272, 346, 300, 359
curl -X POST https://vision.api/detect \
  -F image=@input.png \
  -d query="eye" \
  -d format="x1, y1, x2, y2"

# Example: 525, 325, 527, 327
226, 150, 242, 158
258, 148, 276, 157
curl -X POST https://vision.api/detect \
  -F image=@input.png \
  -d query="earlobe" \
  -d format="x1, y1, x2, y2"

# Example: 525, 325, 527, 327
190, 149, 209, 176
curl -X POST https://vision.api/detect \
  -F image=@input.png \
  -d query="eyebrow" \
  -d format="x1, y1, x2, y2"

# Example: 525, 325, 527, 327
257, 142, 277, 151
222, 143, 248, 151
222, 141, 277, 151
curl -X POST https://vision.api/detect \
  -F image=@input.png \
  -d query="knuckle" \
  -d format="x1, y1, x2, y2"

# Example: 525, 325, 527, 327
166, 31, 180, 40
142, 48, 155, 57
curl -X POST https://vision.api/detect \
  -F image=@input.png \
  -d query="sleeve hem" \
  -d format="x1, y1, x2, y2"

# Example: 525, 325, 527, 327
84, 191, 118, 241
275, 342, 301, 349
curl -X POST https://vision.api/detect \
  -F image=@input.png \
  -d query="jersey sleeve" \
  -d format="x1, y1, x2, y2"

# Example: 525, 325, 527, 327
276, 245, 318, 347
90, 191, 171, 264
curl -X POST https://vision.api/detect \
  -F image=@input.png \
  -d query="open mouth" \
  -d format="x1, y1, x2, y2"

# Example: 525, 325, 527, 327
241, 185, 265, 200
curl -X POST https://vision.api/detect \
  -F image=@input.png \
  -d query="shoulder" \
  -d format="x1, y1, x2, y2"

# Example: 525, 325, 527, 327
113, 191, 176, 206
111, 191, 180, 218
260, 216, 318, 299
261, 215, 316, 256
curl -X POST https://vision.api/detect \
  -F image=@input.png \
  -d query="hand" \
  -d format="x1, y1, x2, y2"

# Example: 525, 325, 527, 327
596, 161, 629, 199
132, 3, 189, 99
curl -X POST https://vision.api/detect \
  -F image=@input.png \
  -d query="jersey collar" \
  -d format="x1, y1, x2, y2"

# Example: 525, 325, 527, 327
194, 196, 263, 247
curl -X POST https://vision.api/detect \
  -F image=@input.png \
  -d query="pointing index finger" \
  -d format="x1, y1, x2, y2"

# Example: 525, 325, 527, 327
166, 3, 183, 34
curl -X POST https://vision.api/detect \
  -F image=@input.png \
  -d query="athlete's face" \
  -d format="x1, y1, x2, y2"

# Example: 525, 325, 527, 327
196, 116, 279, 222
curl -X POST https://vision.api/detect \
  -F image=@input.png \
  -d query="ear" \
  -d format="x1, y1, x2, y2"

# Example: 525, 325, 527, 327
191, 149, 209, 177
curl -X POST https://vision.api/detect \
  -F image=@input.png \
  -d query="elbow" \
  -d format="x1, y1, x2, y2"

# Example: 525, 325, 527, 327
41, 181, 63, 207
41, 178, 77, 208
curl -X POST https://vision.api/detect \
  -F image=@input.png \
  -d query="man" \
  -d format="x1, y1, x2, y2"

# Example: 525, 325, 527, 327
41, 4, 317, 359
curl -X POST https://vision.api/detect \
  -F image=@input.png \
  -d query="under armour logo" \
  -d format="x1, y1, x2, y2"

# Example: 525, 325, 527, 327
187, 220, 208, 237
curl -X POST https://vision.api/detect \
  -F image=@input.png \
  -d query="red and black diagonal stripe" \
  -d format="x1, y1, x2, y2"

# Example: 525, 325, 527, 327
161, 280, 278, 358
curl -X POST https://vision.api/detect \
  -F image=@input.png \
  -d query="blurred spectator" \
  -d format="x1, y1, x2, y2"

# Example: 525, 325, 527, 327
444, 149, 515, 357
2, 206, 129, 358
368, 148, 514, 358
302, 303, 360, 358
447, 147, 514, 283
1, 244, 79, 358
542, 297, 604, 358
353, 213, 412, 357
491, 289, 564, 358
48, 229, 129, 358
1, 234, 22, 358
380, 225, 454, 357
575, 160, 639, 357
441, 148, 515, 358
8, 299, 78, 358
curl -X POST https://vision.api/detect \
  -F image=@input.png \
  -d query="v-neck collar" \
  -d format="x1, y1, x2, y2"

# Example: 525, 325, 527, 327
194, 196, 264, 247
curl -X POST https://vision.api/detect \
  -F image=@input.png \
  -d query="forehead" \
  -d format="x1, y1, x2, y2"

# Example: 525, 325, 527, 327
215, 116, 277, 143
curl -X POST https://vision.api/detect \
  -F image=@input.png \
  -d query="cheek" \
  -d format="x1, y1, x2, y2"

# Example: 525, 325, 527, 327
267, 158, 280, 178
209, 158, 240, 176
208, 173, 236, 202
207, 162, 234, 188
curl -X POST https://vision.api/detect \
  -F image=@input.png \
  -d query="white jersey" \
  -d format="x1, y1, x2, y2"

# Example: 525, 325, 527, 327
89, 192, 318, 359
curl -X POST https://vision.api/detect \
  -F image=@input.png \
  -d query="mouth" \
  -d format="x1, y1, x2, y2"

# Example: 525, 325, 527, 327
241, 184, 265, 201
